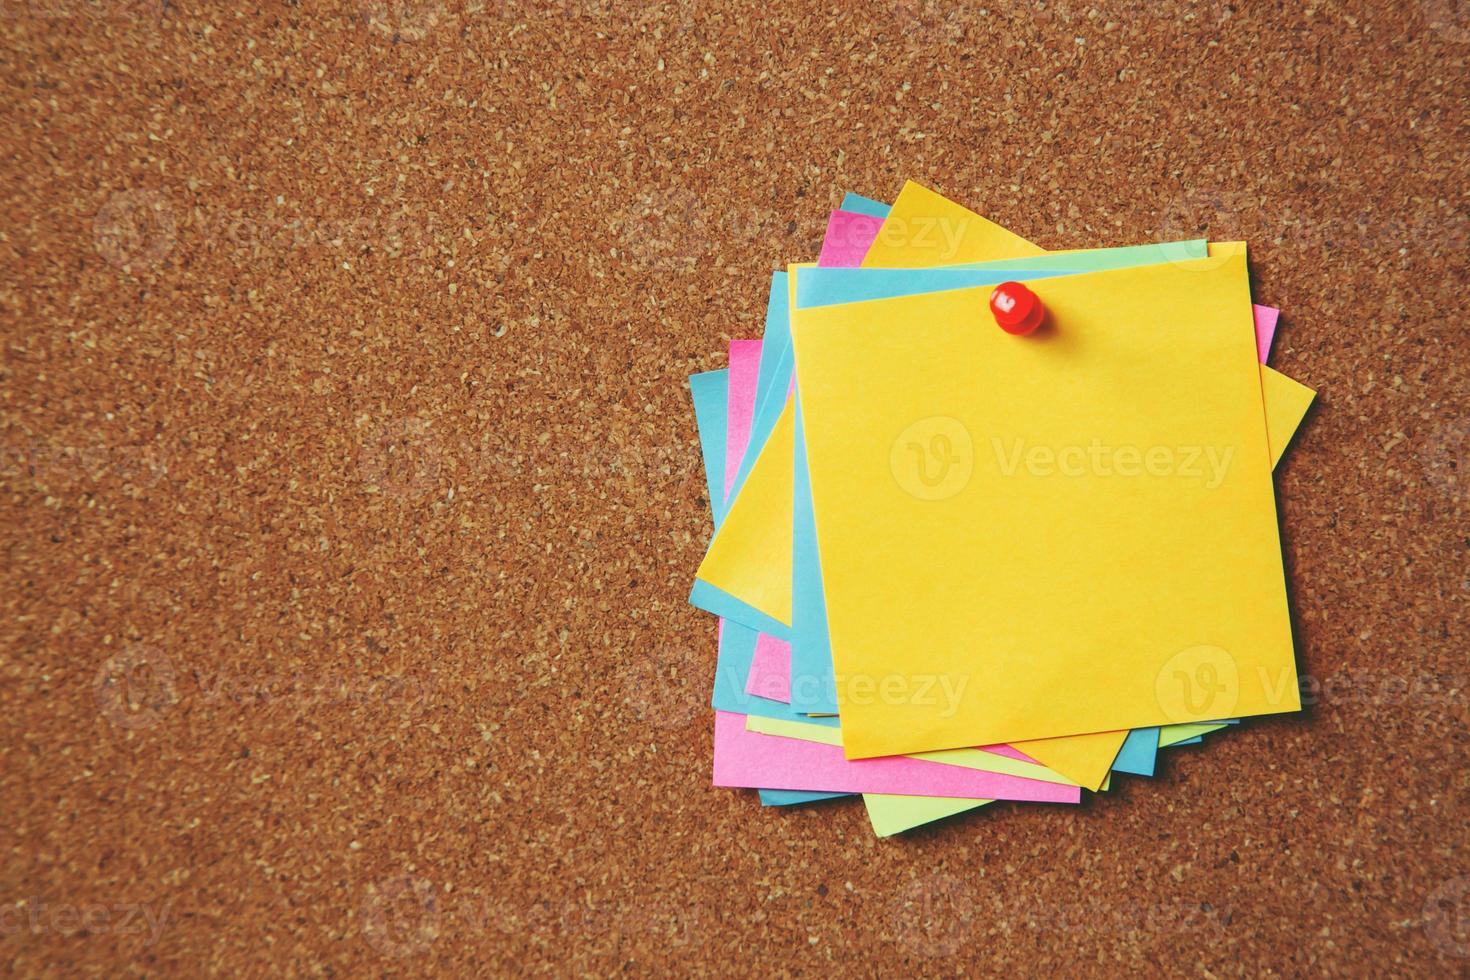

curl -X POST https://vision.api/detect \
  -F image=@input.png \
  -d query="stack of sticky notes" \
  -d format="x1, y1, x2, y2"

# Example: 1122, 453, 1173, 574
688, 182, 1316, 836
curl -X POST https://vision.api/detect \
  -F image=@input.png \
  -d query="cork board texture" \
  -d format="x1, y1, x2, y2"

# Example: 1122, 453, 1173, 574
1, 0, 1467, 974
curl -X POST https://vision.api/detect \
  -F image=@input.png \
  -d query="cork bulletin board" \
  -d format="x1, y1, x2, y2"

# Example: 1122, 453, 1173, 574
1, 0, 1467, 974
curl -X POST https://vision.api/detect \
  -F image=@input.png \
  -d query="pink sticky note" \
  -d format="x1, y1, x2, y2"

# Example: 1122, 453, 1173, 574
713, 712, 1081, 802
724, 340, 762, 500
1253, 304, 1279, 364
744, 634, 792, 703
817, 210, 885, 268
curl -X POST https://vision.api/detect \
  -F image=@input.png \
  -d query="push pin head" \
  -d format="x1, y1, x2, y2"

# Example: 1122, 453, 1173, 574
989, 281, 1045, 335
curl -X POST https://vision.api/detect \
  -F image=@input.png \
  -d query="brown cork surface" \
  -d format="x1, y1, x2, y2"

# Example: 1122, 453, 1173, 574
1, 0, 1467, 974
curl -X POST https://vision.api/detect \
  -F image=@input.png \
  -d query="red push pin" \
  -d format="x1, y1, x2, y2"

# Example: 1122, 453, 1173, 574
989, 281, 1045, 335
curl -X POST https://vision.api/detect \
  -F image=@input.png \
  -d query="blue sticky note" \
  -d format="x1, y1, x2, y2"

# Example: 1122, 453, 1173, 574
794, 241, 1207, 309
760, 788, 848, 806
1112, 727, 1160, 777
690, 392, 797, 720
840, 192, 892, 219
709, 617, 840, 729
790, 395, 839, 713
687, 270, 813, 641
689, 370, 729, 528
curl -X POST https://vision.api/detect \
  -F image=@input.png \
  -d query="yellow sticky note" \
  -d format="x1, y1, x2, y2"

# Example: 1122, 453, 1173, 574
861, 181, 1046, 267
694, 398, 795, 626
872, 365, 1312, 797
1010, 730, 1128, 791
795, 253, 1299, 757
1262, 365, 1316, 465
